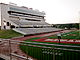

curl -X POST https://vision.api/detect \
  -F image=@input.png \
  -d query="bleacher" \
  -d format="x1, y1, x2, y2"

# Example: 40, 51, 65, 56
11, 20, 49, 26
11, 20, 62, 35
13, 28, 62, 35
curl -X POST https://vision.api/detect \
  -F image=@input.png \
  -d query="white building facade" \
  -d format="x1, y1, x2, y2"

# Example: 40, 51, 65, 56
0, 3, 49, 30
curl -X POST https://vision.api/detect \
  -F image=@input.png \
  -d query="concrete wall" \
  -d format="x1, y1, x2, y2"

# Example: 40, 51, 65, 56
1, 3, 10, 29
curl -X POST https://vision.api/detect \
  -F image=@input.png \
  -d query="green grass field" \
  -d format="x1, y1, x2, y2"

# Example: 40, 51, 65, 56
0, 30, 23, 39
48, 30, 80, 39
20, 30, 80, 60
24, 30, 80, 43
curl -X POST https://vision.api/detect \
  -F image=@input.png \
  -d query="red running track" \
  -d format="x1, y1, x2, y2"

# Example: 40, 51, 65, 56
33, 38, 80, 44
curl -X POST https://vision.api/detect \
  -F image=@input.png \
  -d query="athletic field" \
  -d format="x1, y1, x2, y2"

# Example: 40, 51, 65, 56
47, 30, 80, 40
20, 30, 80, 60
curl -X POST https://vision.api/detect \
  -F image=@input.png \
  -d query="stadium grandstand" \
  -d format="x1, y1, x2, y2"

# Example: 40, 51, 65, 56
0, 3, 62, 35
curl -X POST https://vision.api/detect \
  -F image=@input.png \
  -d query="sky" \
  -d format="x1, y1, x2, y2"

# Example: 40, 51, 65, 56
0, 0, 80, 24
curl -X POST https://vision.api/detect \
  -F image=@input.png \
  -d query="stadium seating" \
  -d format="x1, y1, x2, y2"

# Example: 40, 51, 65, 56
13, 28, 62, 35
11, 20, 62, 35
11, 20, 49, 26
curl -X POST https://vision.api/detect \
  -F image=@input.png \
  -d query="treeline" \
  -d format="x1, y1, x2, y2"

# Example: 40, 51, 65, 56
52, 23, 80, 29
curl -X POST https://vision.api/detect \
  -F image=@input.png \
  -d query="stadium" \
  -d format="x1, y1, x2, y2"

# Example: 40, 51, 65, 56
0, 3, 62, 35
0, 3, 80, 60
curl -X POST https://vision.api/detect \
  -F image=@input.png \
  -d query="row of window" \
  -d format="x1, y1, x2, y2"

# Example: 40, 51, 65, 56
8, 11, 44, 19
10, 7, 44, 16
10, 13, 43, 19
10, 14, 43, 20
9, 15, 41, 21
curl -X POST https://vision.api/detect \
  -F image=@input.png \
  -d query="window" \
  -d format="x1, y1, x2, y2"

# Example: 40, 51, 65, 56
7, 22, 9, 26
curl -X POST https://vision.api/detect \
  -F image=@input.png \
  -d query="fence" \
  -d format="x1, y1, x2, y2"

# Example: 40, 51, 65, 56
0, 39, 80, 60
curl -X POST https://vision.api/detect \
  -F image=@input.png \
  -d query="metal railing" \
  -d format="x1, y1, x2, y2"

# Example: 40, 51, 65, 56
0, 39, 80, 60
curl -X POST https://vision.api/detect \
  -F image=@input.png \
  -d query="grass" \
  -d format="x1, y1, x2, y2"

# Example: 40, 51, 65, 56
0, 30, 23, 39
48, 30, 80, 39
24, 30, 80, 46
25, 30, 80, 43
20, 30, 80, 60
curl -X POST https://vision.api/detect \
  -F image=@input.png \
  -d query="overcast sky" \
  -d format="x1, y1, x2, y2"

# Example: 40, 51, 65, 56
0, 0, 80, 24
